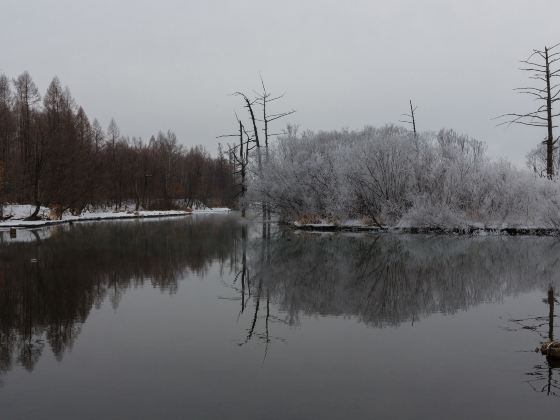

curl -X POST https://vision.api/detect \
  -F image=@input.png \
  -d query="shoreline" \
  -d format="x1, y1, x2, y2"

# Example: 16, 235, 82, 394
290, 223, 560, 236
0, 209, 231, 229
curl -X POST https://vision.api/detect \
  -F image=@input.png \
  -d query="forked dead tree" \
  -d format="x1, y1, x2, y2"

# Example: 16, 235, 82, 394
255, 76, 295, 150
497, 44, 560, 179
255, 76, 295, 229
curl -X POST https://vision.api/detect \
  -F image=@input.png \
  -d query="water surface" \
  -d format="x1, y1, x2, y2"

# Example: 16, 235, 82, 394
0, 214, 559, 419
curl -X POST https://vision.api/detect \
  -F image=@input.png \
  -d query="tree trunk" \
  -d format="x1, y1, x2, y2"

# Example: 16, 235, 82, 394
548, 286, 555, 342
545, 47, 555, 179
25, 201, 41, 221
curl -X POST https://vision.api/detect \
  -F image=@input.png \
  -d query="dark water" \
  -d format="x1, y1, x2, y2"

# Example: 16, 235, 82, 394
1, 214, 559, 419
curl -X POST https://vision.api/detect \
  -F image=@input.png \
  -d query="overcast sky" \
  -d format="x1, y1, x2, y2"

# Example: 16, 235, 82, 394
2, 0, 560, 165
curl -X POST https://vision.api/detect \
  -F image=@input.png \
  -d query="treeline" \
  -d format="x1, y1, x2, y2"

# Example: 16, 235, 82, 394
0, 71, 236, 219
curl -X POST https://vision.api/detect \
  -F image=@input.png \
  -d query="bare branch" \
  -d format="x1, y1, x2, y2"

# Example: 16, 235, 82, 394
520, 60, 546, 68
266, 110, 296, 122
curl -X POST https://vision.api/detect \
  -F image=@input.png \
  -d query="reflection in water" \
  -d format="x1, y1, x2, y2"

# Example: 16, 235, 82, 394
526, 361, 560, 397
519, 287, 560, 397
229, 228, 560, 371
2, 216, 560, 386
0, 216, 239, 374
229, 225, 278, 356
243, 232, 560, 328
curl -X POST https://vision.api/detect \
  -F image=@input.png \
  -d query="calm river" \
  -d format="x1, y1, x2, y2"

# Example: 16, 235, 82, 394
0, 214, 559, 419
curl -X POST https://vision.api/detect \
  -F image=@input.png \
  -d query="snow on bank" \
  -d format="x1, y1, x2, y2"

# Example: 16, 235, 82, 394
290, 220, 560, 236
2, 204, 50, 220
0, 205, 231, 229
192, 207, 231, 214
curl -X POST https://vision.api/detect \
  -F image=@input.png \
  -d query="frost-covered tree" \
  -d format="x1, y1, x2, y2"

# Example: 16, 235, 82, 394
251, 125, 560, 229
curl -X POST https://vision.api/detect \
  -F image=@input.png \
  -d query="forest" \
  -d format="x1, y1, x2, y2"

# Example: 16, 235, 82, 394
0, 72, 236, 220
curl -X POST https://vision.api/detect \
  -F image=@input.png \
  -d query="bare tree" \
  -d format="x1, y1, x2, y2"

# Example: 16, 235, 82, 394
222, 82, 295, 220
497, 44, 560, 179
106, 118, 122, 208
107, 118, 120, 151
235, 120, 249, 217
400, 99, 418, 137
0, 74, 14, 217
218, 114, 254, 217
13, 71, 40, 202
255, 76, 295, 149
255, 76, 295, 230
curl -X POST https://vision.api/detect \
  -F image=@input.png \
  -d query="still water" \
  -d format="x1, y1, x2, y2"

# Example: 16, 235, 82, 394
0, 214, 559, 419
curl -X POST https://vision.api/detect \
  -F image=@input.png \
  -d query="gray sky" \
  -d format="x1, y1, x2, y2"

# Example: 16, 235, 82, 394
2, 0, 560, 165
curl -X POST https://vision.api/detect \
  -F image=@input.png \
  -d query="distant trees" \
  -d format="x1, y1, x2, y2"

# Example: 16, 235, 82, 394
0, 71, 235, 218
499, 44, 560, 179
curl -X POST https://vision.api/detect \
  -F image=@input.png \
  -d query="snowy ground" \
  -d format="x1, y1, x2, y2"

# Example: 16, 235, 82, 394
0, 204, 230, 229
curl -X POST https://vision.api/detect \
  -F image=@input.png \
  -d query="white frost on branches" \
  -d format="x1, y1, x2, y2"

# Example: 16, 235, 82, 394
250, 125, 560, 229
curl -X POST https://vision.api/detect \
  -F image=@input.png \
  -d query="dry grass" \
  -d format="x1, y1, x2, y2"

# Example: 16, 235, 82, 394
296, 214, 322, 225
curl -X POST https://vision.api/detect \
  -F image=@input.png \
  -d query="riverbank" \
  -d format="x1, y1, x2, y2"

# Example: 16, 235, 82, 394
0, 206, 231, 229
291, 221, 560, 236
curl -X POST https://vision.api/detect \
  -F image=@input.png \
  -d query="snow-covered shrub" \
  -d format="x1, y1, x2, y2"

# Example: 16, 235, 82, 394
250, 125, 560, 228
248, 128, 345, 221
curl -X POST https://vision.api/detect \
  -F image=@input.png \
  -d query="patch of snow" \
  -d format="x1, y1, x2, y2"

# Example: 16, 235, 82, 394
3, 204, 50, 220
0, 206, 231, 229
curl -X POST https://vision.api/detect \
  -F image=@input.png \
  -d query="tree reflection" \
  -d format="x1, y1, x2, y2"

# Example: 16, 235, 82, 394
0, 215, 240, 374
235, 231, 560, 372
4, 219, 560, 377
526, 361, 560, 397
244, 232, 560, 329
521, 287, 560, 397
233, 222, 286, 359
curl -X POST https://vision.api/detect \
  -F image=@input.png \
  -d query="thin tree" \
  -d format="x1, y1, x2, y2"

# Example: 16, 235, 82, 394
497, 44, 560, 179
13, 71, 40, 202
234, 92, 260, 147
255, 76, 295, 150
218, 114, 254, 217
228, 91, 262, 218
400, 99, 418, 137
0, 74, 13, 217
255, 76, 295, 230
107, 118, 121, 208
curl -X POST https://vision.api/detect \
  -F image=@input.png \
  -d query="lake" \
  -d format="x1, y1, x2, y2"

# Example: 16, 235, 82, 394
0, 214, 559, 419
